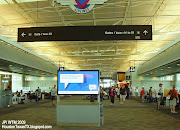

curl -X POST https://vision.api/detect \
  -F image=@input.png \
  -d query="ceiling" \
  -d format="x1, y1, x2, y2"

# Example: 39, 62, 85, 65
0, 59, 56, 77
0, 0, 180, 78
139, 59, 180, 77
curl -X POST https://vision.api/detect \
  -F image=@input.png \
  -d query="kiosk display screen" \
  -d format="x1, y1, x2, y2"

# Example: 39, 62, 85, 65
58, 70, 99, 95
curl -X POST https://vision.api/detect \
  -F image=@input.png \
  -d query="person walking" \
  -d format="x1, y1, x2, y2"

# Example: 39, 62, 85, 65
152, 89, 157, 102
51, 85, 57, 106
135, 86, 139, 99
110, 86, 115, 105
35, 87, 41, 102
149, 87, 153, 103
38, 87, 41, 100
120, 85, 126, 104
140, 87, 145, 102
157, 83, 163, 110
35, 88, 39, 102
115, 86, 119, 96
168, 86, 179, 113
117, 87, 120, 102
100, 89, 104, 104
125, 85, 129, 99
129, 87, 132, 98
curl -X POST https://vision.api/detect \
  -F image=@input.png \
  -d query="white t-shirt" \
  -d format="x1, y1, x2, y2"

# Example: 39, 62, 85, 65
51, 87, 57, 96
115, 88, 119, 92
135, 89, 138, 93
157, 87, 163, 98
20, 92, 24, 97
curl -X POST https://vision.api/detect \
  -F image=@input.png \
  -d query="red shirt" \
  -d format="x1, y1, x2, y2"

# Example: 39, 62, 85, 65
110, 90, 115, 96
141, 89, 145, 95
170, 88, 178, 97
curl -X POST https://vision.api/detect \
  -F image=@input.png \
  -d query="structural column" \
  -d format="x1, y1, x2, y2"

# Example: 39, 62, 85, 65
174, 74, 177, 87
22, 74, 25, 87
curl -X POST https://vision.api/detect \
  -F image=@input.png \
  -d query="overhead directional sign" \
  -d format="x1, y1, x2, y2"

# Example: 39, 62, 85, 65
59, 67, 64, 71
18, 25, 152, 42
130, 66, 135, 72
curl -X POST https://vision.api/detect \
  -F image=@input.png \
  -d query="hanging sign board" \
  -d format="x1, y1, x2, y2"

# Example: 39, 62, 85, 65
59, 67, 64, 71
130, 67, 135, 72
18, 25, 152, 42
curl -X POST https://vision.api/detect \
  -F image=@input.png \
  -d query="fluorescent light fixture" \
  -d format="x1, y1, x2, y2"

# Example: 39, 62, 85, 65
143, 51, 157, 54
39, 54, 52, 56
168, 67, 171, 68
114, 58, 124, 60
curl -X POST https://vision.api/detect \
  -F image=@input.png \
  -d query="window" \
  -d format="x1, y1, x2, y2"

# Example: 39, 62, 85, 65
166, 75, 173, 81
177, 73, 180, 80
160, 77, 165, 81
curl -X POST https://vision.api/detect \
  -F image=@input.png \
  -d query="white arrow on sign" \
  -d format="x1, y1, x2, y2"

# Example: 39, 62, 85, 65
143, 30, 148, 35
21, 32, 26, 37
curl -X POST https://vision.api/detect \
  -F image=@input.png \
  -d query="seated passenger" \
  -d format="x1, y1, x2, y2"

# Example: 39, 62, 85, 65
17, 90, 25, 104
12, 91, 18, 104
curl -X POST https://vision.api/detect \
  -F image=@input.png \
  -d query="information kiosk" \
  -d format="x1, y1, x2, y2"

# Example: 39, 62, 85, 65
56, 70, 101, 126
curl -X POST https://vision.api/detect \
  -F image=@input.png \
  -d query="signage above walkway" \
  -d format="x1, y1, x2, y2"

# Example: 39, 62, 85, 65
130, 66, 135, 72
55, 0, 109, 14
18, 25, 152, 42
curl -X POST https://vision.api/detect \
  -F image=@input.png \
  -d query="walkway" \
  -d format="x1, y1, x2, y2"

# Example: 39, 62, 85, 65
0, 97, 179, 130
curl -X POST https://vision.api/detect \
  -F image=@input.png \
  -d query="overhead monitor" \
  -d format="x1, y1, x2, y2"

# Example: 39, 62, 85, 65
58, 70, 99, 95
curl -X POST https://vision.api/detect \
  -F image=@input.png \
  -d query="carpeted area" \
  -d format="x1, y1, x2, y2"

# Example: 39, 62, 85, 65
0, 97, 180, 130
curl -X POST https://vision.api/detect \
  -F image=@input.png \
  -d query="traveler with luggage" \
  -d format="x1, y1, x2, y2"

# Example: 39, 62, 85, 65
168, 85, 179, 113
157, 83, 163, 110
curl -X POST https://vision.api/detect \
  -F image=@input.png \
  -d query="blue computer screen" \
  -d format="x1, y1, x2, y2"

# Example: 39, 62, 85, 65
58, 70, 99, 94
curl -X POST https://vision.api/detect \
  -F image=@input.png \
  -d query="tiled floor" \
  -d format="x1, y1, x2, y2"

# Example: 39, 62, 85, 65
0, 96, 180, 130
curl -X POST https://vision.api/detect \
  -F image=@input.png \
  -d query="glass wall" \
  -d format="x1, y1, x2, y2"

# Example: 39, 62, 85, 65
100, 79, 116, 88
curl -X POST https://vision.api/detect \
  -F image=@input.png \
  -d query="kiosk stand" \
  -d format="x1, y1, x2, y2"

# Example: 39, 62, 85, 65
56, 70, 102, 127
0, 90, 12, 108
56, 95, 101, 127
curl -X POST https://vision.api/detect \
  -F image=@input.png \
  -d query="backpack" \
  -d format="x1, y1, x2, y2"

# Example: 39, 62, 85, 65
169, 90, 176, 100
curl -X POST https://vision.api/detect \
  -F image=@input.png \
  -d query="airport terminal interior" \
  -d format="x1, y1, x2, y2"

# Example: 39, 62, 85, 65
0, 0, 180, 129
